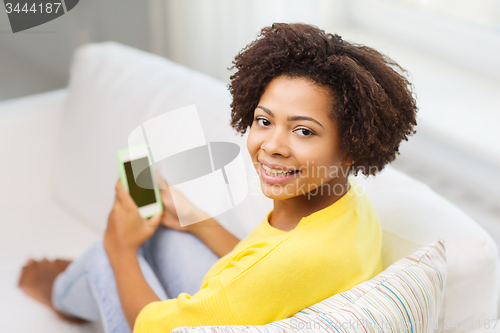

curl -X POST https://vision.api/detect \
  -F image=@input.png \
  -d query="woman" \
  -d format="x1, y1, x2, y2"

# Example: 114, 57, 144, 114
18, 23, 417, 332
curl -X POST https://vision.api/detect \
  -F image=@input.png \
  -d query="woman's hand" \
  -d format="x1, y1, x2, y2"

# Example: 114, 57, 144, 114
104, 179, 162, 258
156, 173, 210, 233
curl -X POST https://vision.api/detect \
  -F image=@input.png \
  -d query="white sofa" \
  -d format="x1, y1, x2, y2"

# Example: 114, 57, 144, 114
1, 42, 499, 333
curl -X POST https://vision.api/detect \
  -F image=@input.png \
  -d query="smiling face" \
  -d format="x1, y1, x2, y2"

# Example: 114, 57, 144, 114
247, 75, 351, 201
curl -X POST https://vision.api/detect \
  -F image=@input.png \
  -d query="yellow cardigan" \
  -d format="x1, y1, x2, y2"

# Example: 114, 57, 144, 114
134, 177, 383, 332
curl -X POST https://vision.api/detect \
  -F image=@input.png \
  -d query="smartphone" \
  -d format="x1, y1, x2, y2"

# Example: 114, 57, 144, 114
117, 145, 163, 218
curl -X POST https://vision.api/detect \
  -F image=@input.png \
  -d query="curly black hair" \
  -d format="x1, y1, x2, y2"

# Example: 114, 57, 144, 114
228, 23, 417, 176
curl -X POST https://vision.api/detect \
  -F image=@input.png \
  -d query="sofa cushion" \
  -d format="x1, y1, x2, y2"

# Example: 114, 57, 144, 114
173, 239, 447, 333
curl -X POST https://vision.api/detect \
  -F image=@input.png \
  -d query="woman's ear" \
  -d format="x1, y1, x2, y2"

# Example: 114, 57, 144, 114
342, 154, 357, 166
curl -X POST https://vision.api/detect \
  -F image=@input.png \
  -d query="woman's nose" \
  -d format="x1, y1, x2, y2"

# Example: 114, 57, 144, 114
261, 128, 290, 157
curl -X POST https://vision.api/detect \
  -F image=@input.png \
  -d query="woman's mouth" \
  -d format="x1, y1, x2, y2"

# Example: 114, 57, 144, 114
260, 163, 301, 185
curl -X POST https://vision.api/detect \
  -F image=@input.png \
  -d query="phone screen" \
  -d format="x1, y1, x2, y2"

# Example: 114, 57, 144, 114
123, 157, 157, 207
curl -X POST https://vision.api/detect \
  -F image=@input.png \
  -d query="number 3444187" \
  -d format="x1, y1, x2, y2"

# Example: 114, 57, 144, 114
5, 3, 62, 14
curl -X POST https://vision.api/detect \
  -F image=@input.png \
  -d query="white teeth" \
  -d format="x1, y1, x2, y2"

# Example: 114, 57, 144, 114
262, 164, 296, 177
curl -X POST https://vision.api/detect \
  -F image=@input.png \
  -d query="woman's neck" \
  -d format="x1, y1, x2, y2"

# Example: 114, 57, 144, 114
270, 176, 350, 231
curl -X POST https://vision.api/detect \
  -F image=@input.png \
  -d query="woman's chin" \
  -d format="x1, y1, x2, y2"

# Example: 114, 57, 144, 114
260, 182, 298, 200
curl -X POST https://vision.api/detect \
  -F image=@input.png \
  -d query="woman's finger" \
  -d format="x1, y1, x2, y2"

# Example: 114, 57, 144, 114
155, 170, 171, 190
146, 213, 163, 229
161, 184, 172, 201
115, 180, 127, 204
115, 179, 137, 209
160, 182, 175, 209
161, 211, 184, 231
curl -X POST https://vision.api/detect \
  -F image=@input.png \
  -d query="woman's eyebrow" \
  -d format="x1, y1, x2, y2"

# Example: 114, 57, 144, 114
256, 105, 324, 128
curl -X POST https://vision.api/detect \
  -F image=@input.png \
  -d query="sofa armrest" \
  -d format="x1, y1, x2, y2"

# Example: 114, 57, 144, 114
0, 89, 68, 211
0, 89, 67, 120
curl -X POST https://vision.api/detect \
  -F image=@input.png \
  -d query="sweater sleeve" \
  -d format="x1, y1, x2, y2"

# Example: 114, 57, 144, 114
133, 241, 277, 333
133, 274, 241, 332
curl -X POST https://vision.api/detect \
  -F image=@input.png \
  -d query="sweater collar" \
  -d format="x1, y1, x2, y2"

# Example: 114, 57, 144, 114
262, 176, 358, 234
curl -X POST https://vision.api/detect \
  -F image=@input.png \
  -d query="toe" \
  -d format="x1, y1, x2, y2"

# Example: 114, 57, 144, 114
22, 259, 35, 267
54, 259, 72, 270
18, 272, 28, 288
23, 261, 36, 270
55, 259, 71, 264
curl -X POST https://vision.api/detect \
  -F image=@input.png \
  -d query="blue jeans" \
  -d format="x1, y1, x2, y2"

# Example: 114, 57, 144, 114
51, 226, 220, 333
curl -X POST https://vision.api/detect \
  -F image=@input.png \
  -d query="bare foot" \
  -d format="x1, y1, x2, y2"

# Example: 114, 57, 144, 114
18, 258, 88, 324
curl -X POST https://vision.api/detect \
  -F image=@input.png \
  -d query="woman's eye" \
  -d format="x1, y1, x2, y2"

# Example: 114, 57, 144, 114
255, 117, 270, 126
254, 118, 314, 137
296, 128, 314, 137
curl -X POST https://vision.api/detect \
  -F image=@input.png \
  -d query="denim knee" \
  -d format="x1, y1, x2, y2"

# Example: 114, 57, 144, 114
141, 226, 220, 297
83, 239, 124, 289
147, 227, 209, 252
86, 240, 110, 270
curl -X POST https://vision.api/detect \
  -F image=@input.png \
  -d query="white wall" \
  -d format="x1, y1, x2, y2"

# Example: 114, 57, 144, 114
0, 0, 156, 98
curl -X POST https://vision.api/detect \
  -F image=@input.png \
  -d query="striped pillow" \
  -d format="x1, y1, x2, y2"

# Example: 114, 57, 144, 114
173, 239, 446, 333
